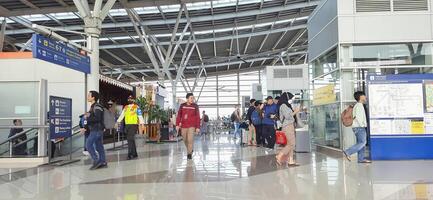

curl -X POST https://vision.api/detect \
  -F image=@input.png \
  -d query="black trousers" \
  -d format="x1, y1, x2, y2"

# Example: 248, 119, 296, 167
125, 124, 138, 157
254, 125, 263, 146
262, 125, 276, 149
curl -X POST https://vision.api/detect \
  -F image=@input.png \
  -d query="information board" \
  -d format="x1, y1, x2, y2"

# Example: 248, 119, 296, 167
368, 74, 433, 160
49, 96, 72, 139
32, 34, 90, 74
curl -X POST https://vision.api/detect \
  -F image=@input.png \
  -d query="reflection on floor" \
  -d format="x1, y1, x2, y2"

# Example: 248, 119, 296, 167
0, 134, 432, 200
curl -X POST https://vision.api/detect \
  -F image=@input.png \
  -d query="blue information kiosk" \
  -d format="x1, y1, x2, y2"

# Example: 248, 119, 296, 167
368, 74, 433, 160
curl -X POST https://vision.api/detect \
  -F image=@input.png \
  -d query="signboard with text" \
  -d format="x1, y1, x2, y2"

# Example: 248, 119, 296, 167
367, 74, 433, 160
32, 34, 90, 74
49, 96, 72, 139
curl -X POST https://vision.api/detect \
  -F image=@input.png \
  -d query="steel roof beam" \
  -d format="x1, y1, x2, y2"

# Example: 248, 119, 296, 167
4, 1, 316, 35
54, 0, 68, 7
102, 51, 306, 74
20, 0, 38, 9
98, 24, 307, 49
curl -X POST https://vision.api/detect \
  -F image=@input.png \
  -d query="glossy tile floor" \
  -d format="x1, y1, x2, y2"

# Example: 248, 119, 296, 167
1, 134, 433, 200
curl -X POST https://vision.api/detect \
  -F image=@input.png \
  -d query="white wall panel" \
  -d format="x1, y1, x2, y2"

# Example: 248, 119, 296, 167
0, 59, 86, 126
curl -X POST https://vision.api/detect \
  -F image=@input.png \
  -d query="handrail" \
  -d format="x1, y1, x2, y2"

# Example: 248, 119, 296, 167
0, 124, 82, 156
0, 125, 79, 147
0, 128, 39, 146
13, 135, 38, 148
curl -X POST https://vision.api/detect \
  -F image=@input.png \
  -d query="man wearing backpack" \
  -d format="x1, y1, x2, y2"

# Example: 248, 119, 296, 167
246, 99, 256, 145
343, 91, 371, 164
201, 111, 209, 135
115, 95, 144, 160
251, 101, 264, 146
84, 91, 107, 170
262, 96, 278, 149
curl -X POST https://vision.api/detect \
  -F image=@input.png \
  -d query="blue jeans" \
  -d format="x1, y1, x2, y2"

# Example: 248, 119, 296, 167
84, 133, 89, 151
234, 122, 241, 138
344, 127, 367, 162
86, 131, 106, 164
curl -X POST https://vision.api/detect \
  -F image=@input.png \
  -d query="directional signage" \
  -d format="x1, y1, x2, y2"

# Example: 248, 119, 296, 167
49, 96, 72, 139
32, 34, 90, 74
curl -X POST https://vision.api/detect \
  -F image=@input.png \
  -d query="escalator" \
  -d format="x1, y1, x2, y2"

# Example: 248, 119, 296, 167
0, 125, 84, 158
0, 128, 39, 157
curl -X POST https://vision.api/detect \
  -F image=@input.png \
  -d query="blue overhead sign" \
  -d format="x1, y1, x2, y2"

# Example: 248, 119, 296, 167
49, 96, 72, 140
32, 34, 90, 74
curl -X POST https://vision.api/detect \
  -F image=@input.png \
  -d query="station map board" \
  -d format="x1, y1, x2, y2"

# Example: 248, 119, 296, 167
367, 74, 433, 160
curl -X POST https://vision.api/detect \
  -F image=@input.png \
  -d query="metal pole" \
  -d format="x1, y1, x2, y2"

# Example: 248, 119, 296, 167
69, 135, 72, 160
237, 72, 240, 106
9, 141, 12, 157
112, 129, 115, 150
216, 74, 220, 119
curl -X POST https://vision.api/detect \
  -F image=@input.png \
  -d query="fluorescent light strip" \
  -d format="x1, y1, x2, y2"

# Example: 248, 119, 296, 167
70, 16, 308, 43
5, 0, 270, 23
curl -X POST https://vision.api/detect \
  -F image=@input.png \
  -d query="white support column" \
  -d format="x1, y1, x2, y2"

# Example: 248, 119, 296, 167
74, 0, 116, 92
87, 35, 100, 91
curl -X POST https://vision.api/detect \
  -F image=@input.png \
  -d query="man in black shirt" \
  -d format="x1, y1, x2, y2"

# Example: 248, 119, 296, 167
246, 99, 256, 146
9, 119, 27, 155
84, 91, 107, 170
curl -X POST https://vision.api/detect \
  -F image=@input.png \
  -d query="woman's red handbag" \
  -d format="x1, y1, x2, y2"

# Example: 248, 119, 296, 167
276, 131, 287, 145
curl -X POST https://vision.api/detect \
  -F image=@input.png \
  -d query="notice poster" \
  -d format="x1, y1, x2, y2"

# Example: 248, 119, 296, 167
370, 119, 412, 135
313, 84, 336, 106
369, 83, 424, 118
370, 120, 392, 135
424, 113, 433, 134
424, 81, 433, 113
410, 120, 425, 134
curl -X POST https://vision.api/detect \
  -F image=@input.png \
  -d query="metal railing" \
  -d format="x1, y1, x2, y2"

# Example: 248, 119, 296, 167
0, 125, 83, 158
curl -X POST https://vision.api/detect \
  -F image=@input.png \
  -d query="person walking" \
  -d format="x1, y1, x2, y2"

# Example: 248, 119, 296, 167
232, 106, 242, 139
85, 91, 107, 170
262, 96, 278, 149
343, 91, 371, 164
276, 92, 300, 166
201, 111, 209, 135
116, 95, 144, 160
176, 93, 201, 160
9, 119, 27, 156
251, 101, 264, 147
246, 99, 256, 146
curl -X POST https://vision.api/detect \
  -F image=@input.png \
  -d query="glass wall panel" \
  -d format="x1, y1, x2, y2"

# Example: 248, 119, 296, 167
0, 81, 39, 142
346, 43, 433, 67
312, 48, 338, 78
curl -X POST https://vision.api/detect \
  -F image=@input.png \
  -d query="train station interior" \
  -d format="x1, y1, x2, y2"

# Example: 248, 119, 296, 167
1, 0, 433, 199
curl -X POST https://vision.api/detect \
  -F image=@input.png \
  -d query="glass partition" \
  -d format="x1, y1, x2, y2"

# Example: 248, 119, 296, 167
310, 69, 341, 149
0, 81, 40, 142
0, 80, 47, 158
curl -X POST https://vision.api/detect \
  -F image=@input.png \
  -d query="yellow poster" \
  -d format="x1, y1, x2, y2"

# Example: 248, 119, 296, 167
313, 84, 336, 106
411, 121, 425, 134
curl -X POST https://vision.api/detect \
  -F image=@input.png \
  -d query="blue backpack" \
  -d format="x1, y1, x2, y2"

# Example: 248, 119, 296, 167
251, 110, 262, 125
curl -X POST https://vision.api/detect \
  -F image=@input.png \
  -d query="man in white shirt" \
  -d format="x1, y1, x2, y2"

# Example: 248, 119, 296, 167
343, 91, 371, 163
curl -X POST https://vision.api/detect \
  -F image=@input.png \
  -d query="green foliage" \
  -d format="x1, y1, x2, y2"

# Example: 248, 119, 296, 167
136, 96, 169, 123
136, 96, 149, 113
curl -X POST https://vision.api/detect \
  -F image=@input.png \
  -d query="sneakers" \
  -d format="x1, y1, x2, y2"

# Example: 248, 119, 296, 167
127, 155, 138, 160
83, 151, 90, 156
187, 154, 192, 160
89, 162, 108, 170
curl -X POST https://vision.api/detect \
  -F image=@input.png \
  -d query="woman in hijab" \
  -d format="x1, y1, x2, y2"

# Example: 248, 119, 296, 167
276, 92, 300, 166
